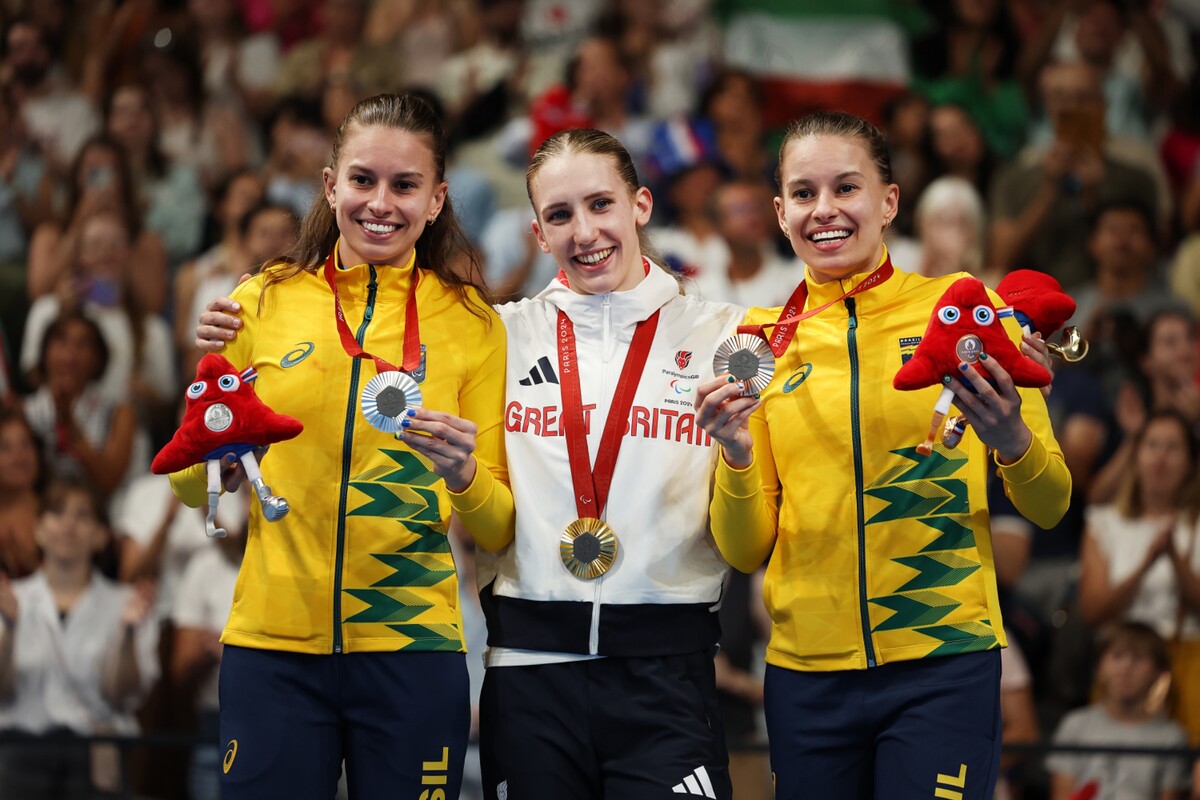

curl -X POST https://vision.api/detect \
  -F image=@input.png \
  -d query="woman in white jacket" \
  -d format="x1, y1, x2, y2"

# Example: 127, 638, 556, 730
456, 129, 743, 799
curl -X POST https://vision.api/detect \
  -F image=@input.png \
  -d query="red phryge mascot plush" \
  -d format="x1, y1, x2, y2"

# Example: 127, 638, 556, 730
996, 269, 1076, 338
152, 353, 303, 537
894, 277, 1052, 456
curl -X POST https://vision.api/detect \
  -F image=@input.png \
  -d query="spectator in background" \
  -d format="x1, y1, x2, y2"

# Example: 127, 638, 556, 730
0, 477, 159, 799
988, 60, 1158, 290
105, 80, 210, 268
1018, 0, 1184, 145
273, 0, 403, 104
173, 169, 266, 362
878, 92, 931, 238
26, 135, 167, 316
22, 311, 140, 508
924, 102, 995, 199
20, 208, 177, 417
185, 0, 282, 121
1069, 201, 1176, 335
260, 96, 329, 219
171, 488, 247, 800
1047, 621, 1190, 800
909, 0, 1028, 158
0, 408, 45, 579
141, 35, 263, 194
888, 175, 999, 286
697, 68, 772, 185
0, 83, 50, 270
647, 159, 727, 278
362, 0, 476, 92
1, 19, 99, 179
1078, 410, 1200, 742
690, 179, 798, 307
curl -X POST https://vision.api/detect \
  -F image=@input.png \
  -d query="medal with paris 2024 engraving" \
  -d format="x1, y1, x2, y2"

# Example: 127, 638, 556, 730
713, 333, 775, 396
361, 371, 423, 433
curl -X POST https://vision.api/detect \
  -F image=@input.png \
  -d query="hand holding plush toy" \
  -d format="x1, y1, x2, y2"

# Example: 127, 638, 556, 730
152, 353, 303, 537
894, 277, 1051, 456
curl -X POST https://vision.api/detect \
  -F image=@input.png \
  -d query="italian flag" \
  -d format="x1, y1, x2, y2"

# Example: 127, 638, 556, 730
720, 0, 927, 127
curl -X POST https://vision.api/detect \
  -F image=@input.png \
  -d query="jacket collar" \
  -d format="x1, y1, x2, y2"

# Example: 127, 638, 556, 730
803, 244, 907, 313
537, 259, 678, 333
330, 239, 418, 305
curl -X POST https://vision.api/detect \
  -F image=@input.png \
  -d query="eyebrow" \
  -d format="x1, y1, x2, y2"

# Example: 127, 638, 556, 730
786, 171, 865, 189
539, 189, 616, 217
345, 164, 425, 180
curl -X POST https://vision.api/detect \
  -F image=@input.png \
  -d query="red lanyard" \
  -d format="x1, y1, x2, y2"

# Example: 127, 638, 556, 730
557, 308, 661, 519
740, 253, 894, 356
323, 249, 422, 373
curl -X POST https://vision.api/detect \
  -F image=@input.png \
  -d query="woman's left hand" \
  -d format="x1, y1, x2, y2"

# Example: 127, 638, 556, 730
948, 354, 1032, 464
397, 408, 480, 492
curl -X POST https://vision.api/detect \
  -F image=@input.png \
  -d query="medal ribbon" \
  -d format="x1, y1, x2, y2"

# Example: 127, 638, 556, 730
323, 248, 422, 373
557, 308, 661, 520
739, 253, 894, 357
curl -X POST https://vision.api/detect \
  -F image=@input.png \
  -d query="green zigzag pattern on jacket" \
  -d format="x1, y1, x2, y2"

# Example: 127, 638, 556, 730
915, 621, 999, 657
344, 450, 457, 650
864, 446, 982, 635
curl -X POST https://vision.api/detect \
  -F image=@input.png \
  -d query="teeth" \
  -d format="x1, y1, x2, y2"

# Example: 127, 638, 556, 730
363, 221, 398, 234
576, 248, 613, 265
812, 230, 850, 242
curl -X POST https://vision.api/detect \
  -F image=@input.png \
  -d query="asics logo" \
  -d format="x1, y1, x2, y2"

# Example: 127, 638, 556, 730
280, 342, 315, 368
781, 363, 813, 393
223, 739, 238, 774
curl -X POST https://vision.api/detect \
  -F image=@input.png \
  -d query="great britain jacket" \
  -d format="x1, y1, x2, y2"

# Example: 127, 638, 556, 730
472, 265, 743, 657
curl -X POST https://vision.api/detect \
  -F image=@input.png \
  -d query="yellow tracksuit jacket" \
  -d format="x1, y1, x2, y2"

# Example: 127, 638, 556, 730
711, 259, 1070, 672
172, 245, 511, 655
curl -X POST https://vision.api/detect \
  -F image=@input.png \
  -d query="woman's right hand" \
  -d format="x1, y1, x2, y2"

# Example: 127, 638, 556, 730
695, 376, 760, 469
195, 294, 245, 352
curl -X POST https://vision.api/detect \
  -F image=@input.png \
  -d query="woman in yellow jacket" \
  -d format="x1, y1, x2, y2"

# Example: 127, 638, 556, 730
695, 111, 1070, 799
175, 93, 511, 799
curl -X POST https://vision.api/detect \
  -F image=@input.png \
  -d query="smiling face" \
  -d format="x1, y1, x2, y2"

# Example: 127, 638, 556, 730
775, 134, 898, 284
530, 150, 652, 295
322, 123, 447, 268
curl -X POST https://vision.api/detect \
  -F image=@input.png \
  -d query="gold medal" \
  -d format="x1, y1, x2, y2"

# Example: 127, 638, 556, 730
559, 517, 619, 579
713, 334, 775, 396
361, 371, 423, 433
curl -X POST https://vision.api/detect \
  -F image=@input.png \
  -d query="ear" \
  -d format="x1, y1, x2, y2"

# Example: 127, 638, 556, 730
322, 167, 336, 208
531, 218, 551, 254
633, 186, 653, 227
429, 180, 448, 221
774, 196, 788, 236
882, 183, 900, 226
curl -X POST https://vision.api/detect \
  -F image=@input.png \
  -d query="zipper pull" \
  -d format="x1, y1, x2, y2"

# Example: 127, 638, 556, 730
846, 297, 858, 330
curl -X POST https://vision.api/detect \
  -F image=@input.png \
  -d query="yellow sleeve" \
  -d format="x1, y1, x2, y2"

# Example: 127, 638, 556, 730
448, 306, 514, 552
996, 385, 1071, 529
986, 290, 1072, 529
710, 404, 779, 573
168, 276, 265, 507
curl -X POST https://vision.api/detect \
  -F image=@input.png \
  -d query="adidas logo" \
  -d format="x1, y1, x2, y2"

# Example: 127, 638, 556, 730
672, 765, 716, 798
518, 356, 558, 386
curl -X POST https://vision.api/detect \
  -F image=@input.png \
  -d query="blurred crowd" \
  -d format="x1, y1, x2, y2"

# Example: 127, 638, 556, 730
0, 0, 1199, 798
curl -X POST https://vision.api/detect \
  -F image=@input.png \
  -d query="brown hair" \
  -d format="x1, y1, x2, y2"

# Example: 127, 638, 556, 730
525, 128, 660, 263
1098, 620, 1171, 673
264, 93, 492, 316
776, 110, 894, 188
1113, 409, 1199, 521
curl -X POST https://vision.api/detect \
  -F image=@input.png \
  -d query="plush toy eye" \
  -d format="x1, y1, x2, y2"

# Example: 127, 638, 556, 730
973, 305, 996, 325
218, 374, 241, 392
187, 381, 207, 399
937, 306, 961, 324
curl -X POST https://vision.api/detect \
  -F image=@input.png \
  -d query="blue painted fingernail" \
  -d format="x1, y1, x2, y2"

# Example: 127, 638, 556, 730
406, 408, 416, 417
401, 419, 411, 429
959, 363, 969, 372
396, 431, 404, 439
